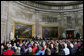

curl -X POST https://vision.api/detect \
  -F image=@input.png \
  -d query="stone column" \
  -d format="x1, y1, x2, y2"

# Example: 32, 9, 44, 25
34, 10, 40, 37
1, 1, 9, 44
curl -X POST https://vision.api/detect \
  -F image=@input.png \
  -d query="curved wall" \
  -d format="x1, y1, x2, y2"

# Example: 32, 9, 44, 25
1, 1, 83, 43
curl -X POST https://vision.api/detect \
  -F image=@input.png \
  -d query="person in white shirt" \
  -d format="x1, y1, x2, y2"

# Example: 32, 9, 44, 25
13, 43, 17, 50
63, 43, 70, 55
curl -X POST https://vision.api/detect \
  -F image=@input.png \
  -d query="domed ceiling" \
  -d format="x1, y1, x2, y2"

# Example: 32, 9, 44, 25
16, 1, 83, 12
34, 1, 83, 6
42, 1, 76, 3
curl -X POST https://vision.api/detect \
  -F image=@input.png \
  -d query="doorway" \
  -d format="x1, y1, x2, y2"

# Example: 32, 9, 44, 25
66, 30, 74, 39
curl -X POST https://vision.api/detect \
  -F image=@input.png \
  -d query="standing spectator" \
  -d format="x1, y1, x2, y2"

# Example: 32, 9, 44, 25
36, 46, 45, 55
76, 32, 80, 39
32, 44, 37, 53
13, 43, 17, 50
16, 35, 19, 42
63, 43, 70, 55
15, 47, 21, 55
70, 43, 75, 55
58, 44, 65, 55
2, 46, 14, 55
50, 44, 54, 55
47, 48, 51, 55
62, 32, 66, 39
1, 45, 5, 54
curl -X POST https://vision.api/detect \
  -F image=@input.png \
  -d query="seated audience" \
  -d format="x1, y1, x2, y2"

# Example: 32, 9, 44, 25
1, 38, 83, 55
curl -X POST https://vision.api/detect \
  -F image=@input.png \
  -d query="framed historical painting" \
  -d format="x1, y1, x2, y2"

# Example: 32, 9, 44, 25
13, 21, 34, 39
41, 25, 59, 39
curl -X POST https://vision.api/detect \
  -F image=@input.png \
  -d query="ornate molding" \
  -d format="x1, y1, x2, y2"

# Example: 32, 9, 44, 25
34, 1, 83, 6
15, 1, 83, 13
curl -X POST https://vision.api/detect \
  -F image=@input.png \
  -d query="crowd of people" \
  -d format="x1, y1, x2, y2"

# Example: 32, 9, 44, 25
1, 39, 83, 55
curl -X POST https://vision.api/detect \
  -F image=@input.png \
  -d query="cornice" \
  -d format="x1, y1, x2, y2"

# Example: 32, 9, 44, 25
31, 1, 83, 6
14, 1, 83, 13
